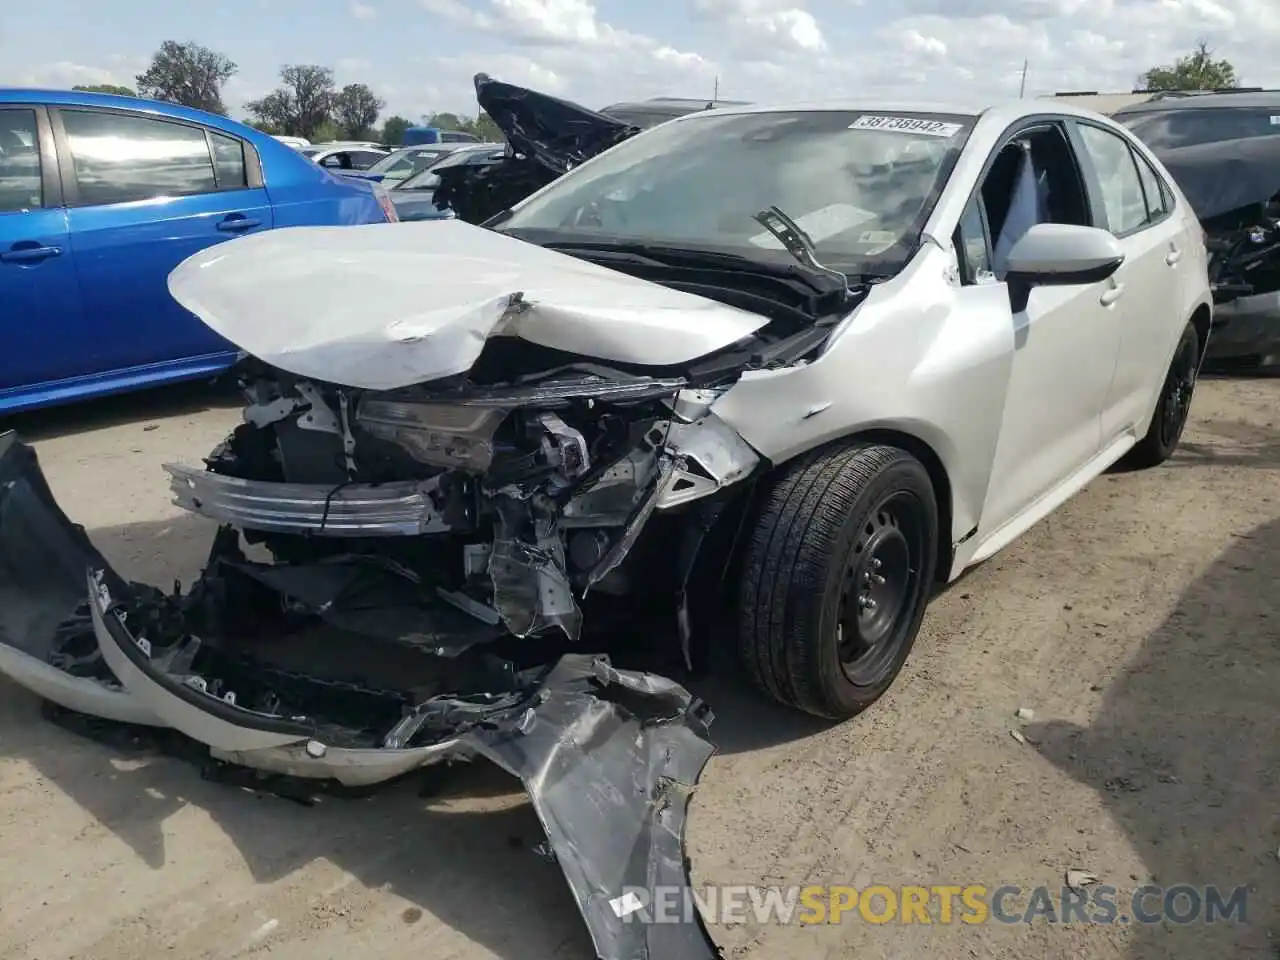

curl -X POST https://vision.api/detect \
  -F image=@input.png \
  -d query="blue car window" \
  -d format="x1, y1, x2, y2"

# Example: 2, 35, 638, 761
61, 109, 217, 206
210, 132, 248, 189
0, 109, 42, 213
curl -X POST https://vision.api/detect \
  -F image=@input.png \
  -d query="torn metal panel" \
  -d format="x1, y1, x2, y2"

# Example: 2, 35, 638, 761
658, 414, 761, 510
165, 219, 770, 391
467, 655, 720, 960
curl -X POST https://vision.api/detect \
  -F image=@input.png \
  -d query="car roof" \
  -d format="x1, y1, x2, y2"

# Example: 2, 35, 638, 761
1114, 90, 1280, 115
667, 98, 1116, 126
0, 87, 260, 129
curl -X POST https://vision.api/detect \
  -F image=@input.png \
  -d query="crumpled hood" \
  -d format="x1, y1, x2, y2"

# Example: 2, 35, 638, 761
167, 219, 768, 390
475, 72, 638, 177
1157, 133, 1280, 221
431, 74, 641, 224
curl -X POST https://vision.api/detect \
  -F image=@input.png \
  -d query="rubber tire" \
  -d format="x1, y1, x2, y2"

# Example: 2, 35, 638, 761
738, 442, 939, 720
1124, 321, 1200, 470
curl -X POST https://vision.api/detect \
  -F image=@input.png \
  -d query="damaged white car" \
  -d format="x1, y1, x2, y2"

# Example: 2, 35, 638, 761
0, 99, 1211, 958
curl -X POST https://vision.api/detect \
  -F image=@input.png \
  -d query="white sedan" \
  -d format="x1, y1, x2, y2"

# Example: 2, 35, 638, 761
0, 98, 1211, 750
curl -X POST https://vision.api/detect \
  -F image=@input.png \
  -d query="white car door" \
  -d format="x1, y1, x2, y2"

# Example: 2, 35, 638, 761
1070, 120, 1191, 441
966, 122, 1124, 549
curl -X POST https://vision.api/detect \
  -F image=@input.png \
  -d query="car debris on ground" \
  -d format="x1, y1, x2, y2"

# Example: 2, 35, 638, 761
0, 414, 723, 958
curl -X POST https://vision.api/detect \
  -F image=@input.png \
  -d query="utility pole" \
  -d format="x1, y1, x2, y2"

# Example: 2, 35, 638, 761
1018, 59, 1029, 98
713, 75, 719, 100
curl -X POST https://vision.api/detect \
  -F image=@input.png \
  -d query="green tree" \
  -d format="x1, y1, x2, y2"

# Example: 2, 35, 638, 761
333, 82, 385, 139
135, 41, 237, 114
1139, 41, 1239, 91
312, 118, 342, 143
381, 114, 412, 145
246, 65, 338, 139
72, 83, 137, 97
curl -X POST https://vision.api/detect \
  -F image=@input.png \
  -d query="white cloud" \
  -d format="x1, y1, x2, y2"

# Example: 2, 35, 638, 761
19, 0, 1280, 126
350, 1, 377, 18
692, 0, 826, 55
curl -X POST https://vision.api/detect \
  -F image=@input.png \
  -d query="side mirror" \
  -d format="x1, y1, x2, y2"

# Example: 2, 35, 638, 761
1005, 223, 1124, 312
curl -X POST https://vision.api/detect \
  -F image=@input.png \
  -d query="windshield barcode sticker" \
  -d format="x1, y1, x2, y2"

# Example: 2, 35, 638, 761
849, 115, 962, 137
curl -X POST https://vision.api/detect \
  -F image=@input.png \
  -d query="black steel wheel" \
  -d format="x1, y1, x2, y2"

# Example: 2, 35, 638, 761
836, 491, 929, 688
738, 441, 938, 719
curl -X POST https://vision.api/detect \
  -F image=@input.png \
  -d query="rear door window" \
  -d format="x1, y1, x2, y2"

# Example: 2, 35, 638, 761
61, 109, 217, 205
0, 108, 43, 212
210, 132, 248, 189
1075, 124, 1149, 235
1132, 150, 1169, 222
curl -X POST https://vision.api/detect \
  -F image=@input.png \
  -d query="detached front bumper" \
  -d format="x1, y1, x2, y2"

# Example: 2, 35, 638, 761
0, 430, 721, 960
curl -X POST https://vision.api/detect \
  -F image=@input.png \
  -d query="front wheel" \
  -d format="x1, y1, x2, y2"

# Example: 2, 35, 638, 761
1124, 321, 1200, 469
737, 442, 939, 719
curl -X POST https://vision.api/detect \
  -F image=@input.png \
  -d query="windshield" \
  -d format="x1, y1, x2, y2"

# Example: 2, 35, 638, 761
369, 148, 450, 175
494, 109, 973, 275
299, 147, 321, 158
1120, 107, 1280, 150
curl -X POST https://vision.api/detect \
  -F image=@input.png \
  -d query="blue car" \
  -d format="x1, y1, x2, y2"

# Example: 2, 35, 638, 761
0, 89, 397, 414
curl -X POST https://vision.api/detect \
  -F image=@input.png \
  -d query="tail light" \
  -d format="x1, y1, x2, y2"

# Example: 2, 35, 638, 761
373, 184, 399, 223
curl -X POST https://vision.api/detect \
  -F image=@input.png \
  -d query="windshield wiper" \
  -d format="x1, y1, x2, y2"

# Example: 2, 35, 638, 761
537, 238, 851, 299
752, 206, 851, 301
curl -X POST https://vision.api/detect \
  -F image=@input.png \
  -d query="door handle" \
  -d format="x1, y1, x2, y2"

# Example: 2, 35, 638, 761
217, 216, 262, 232
0, 244, 61, 263
1166, 248, 1183, 265
1100, 282, 1126, 306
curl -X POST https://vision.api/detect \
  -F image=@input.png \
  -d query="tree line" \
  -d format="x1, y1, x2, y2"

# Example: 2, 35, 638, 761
71, 40, 503, 145
68, 38, 1246, 144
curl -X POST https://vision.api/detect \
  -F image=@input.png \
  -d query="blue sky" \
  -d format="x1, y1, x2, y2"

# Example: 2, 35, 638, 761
4, 0, 1278, 122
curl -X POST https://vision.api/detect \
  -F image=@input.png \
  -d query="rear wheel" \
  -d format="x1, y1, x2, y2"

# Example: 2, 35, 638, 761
1124, 321, 1200, 469
738, 442, 938, 719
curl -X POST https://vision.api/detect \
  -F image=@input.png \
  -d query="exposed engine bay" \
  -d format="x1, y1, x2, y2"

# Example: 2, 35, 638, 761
169, 352, 765, 671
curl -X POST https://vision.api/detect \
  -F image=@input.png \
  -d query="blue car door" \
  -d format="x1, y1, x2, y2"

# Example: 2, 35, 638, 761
54, 107, 275, 373
0, 105, 90, 393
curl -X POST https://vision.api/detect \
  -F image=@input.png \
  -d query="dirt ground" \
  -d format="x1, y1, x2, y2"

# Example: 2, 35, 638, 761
0, 376, 1276, 960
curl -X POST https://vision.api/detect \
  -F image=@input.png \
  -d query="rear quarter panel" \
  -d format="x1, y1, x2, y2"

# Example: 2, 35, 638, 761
253, 137, 387, 226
